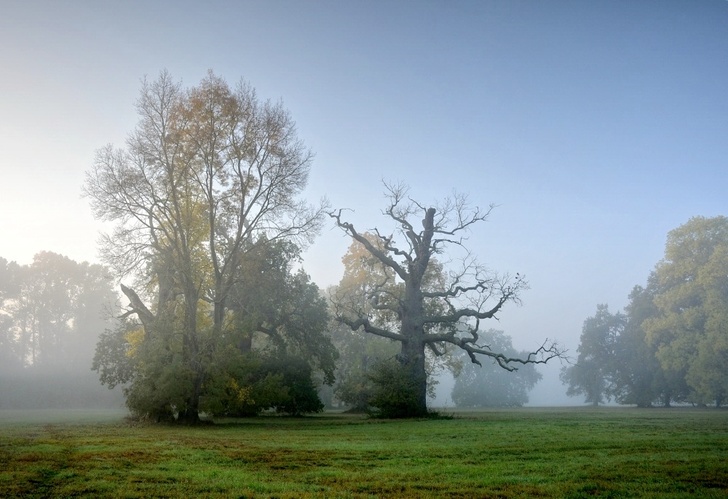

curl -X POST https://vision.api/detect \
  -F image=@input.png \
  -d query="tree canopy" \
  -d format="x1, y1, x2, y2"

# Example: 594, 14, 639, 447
644, 216, 728, 406
560, 304, 625, 406
84, 71, 331, 422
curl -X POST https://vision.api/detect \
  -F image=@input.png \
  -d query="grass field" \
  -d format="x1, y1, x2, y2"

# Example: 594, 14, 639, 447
0, 407, 726, 498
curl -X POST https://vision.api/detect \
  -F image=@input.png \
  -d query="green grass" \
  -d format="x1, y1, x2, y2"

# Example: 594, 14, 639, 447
0, 407, 726, 498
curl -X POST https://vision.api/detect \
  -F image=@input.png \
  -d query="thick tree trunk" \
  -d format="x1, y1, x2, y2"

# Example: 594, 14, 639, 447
399, 338, 428, 417
399, 281, 429, 417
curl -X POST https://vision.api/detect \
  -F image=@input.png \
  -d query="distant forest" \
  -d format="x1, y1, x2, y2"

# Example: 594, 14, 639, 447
0, 252, 123, 409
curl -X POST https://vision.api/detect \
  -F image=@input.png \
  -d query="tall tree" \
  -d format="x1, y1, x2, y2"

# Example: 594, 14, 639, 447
643, 216, 728, 407
560, 304, 624, 406
330, 183, 563, 417
451, 329, 542, 408
84, 71, 327, 423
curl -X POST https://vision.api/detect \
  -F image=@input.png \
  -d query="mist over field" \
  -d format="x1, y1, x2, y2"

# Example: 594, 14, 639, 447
2, 2, 728, 418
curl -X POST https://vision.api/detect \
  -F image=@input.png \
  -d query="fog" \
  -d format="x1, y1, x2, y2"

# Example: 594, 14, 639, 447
0, 367, 125, 411
2, 3, 728, 415
0, 254, 125, 413
428, 364, 580, 409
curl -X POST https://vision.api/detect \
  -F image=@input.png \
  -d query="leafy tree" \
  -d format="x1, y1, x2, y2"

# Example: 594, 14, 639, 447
259, 355, 325, 416
643, 216, 728, 407
560, 304, 624, 406
197, 351, 323, 417
609, 281, 677, 407
327, 235, 401, 411
84, 71, 328, 423
328, 321, 398, 412
452, 329, 541, 408
93, 239, 333, 419
227, 239, 337, 384
330, 183, 563, 417
367, 358, 423, 418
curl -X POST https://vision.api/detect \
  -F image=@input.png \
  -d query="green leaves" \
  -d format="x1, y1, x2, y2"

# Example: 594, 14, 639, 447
561, 304, 625, 406
645, 216, 728, 406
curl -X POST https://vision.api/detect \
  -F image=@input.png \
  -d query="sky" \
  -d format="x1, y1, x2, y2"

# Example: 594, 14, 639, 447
1, 0, 727, 404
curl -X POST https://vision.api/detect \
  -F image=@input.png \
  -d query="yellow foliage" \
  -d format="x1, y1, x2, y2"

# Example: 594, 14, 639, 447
124, 327, 146, 358
227, 377, 253, 405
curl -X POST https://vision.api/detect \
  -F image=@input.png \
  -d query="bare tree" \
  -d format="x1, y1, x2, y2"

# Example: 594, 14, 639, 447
330, 183, 563, 416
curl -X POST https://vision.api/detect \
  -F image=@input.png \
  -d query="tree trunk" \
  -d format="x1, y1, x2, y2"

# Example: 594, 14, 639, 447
399, 339, 428, 417
237, 332, 253, 353
179, 373, 203, 425
397, 273, 429, 417
180, 281, 202, 425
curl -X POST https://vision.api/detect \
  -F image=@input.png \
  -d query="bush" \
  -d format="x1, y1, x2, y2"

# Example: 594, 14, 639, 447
368, 359, 423, 418
205, 353, 324, 417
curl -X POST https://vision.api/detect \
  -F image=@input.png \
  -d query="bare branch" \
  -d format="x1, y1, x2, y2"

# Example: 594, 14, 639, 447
338, 315, 405, 342
329, 209, 408, 280
461, 340, 567, 371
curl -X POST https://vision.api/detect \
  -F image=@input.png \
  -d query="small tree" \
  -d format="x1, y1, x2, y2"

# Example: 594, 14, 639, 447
330, 183, 563, 417
328, 235, 403, 411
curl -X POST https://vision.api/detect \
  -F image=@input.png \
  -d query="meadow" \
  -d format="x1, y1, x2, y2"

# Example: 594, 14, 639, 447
0, 407, 726, 498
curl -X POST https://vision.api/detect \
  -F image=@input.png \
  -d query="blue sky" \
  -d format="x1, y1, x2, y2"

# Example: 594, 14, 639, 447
1, 1, 727, 403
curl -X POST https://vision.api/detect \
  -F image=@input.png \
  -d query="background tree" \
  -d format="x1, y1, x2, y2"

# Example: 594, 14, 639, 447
560, 304, 624, 406
10, 252, 118, 369
608, 280, 677, 407
451, 329, 541, 408
84, 71, 328, 423
330, 183, 563, 417
643, 216, 728, 407
221, 238, 336, 416
0, 257, 21, 370
327, 235, 405, 411
226, 239, 337, 384
0, 253, 121, 409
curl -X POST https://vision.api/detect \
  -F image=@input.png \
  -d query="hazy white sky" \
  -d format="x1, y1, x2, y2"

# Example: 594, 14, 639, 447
1, 0, 727, 402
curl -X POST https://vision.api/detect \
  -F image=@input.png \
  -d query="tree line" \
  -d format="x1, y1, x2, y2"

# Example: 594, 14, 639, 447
0, 252, 121, 408
561, 216, 728, 408
2, 71, 561, 420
